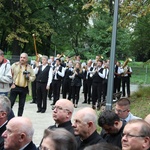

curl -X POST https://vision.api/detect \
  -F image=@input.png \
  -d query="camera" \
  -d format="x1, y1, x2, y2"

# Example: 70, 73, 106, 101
23, 71, 30, 80
23, 71, 30, 75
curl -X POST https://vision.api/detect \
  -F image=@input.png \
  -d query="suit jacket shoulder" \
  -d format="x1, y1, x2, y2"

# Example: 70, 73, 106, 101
23, 141, 37, 150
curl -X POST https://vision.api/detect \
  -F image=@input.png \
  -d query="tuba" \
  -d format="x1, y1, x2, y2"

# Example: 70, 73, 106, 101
121, 58, 132, 76
122, 58, 132, 69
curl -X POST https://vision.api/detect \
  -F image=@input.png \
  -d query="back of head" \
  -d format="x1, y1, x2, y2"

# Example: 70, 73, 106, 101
43, 128, 77, 150
98, 110, 120, 127
84, 143, 121, 150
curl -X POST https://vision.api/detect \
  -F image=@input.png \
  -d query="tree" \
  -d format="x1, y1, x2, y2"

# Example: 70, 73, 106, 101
129, 13, 150, 61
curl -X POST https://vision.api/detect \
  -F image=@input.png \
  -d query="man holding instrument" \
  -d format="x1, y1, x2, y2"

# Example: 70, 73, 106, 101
10, 53, 35, 116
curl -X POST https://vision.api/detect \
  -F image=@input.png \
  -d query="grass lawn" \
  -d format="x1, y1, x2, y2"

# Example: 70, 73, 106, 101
130, 62, 150, 84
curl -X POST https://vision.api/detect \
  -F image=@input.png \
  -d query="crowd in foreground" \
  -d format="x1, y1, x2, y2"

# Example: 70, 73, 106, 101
0, 95, 150, 150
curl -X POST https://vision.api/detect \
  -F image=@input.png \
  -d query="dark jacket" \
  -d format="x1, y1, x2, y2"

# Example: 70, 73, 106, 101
48, 120, 74, 135
76, 130, 105, 150
0, 122, 7, 150
71, 69, 83, 87
23, 141, 37, 150
36, 65, 50, 83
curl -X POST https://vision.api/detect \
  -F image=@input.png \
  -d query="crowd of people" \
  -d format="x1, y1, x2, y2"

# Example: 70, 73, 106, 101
0, 49, 133, 113
0, 96, 149, 150
29, 53, 132, 112
0, 49, 150, 150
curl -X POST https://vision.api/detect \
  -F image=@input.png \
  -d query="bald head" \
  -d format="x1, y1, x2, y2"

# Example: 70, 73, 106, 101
76, 107, 97, 125
8, 117, 34, 140
72, 107, 97, 139
55, 99, 74, 113
53, 99, 74, 124
2, 117, 34, 150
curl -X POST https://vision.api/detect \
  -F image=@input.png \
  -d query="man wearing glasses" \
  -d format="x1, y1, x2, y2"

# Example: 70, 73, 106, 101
122, 119, 150, 150
49, 99, 74, 135
115, 97, 140, 122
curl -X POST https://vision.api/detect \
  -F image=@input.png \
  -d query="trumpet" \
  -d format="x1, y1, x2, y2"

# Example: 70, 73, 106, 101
32, 34, 42, 62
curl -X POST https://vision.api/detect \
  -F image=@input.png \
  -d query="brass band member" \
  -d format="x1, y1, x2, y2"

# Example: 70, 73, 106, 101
51, 58, 65, 105
70, 62, 83, 108
91, 60, 105, 110
35, 55, 53, 113
121, 65, 132, 97
62, 60, 74, 100
82, 59, 93, 104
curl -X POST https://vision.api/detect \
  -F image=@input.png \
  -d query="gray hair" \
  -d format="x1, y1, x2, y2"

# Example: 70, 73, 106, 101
83, 112, 97, 126
42, 55, 48, 60
127, 119, 150, 138
20, 53, 28, 59
43, 128, 77, 150
0, 49, 4, 56
0, 95, 11, 118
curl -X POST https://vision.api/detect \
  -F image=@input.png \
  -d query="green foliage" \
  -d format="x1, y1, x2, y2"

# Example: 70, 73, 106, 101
129, 13, 150, 61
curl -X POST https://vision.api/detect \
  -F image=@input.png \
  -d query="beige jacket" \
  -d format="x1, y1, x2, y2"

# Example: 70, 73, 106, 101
11, 62, 36, 95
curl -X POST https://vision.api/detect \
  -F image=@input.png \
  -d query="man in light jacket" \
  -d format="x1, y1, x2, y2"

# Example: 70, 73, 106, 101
0, 49, 12, 96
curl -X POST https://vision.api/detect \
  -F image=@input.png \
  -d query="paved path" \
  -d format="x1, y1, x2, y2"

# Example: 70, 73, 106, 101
12, 84, 139, 146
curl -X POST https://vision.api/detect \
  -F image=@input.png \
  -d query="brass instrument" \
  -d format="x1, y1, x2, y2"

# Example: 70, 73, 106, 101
121, 58, 132, 76
122, 58, 132, 69
32, 34, 38, 61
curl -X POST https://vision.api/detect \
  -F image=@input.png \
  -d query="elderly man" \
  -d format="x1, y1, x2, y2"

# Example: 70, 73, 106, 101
38, 99, 75, 148
72, 107, 105, 150
0, 95, 12, 149
49, 99, 74, 134
10, 53, 36, 116
115, 97, 140, 122
98, 110, 126, 148
122, 119, 150, 150
2, 117, 37, 150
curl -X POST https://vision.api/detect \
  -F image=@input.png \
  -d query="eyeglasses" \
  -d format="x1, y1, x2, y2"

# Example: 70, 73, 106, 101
39, 146, 50, 150
122, 133, 145, 138
52, 106, 70, 112
115, 108, 128, 113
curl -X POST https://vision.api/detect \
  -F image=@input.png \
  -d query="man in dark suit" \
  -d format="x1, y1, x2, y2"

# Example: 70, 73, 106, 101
35, 55, 52, 113
2, 117, 37, 150
49, 99, 74, 134
51, 59, 65, 105
72, 107, 105, 150
38, 99, 75, 148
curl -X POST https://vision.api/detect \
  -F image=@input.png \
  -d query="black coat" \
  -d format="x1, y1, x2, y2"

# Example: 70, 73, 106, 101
48, 120, 74, 135
23, 141, 37, 150
76, 131, 105, 150
0, 122, 7, 150
71, 69, 83, 87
